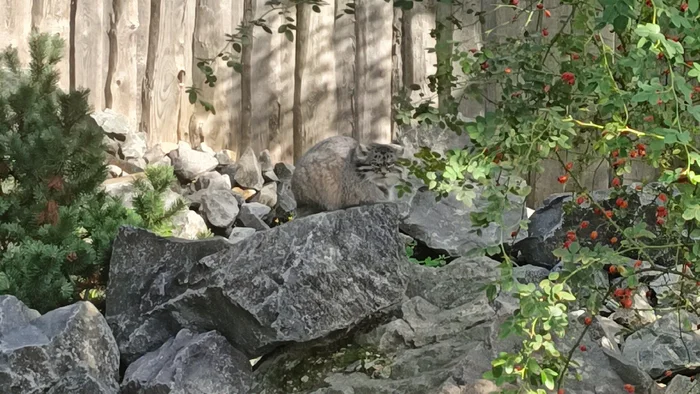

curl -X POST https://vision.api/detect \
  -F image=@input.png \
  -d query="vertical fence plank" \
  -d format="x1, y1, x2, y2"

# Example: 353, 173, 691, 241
354, 0, 393, 144
293, 2, 339, 161
334, 0, 356, 140
249, 0, 295, 163
141, 0, 196, 146
106, 0, 140, 118
189, 0, 234, 151
74, 0, 111, 111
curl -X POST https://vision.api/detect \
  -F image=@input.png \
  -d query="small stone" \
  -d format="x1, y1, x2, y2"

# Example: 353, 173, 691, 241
215, 151, 233, 166
120, 132, 147, 160
251, 182, 277, 208
262, 170, 279, 182
274, 162, 295, 181
300, 376, 309, 383
195, 172, 232, 191
233, 147, 264, 191
106, 165, 123, 178
171, 211, 209, 240
102, 135, 120, 155
170, 143, 219, 182
258, 149, 274, 172
143, 144, 167, 164
236, 203, 271, 231
228, 227, 256, 244
232, 187, 257, 201
200, 189, 240, 229
199, 142, 216, 156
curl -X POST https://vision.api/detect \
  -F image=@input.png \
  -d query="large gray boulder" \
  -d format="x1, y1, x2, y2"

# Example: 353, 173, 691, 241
399, 178, 527, 257
106, 203, 408, 364
0, 296, 120, 394
121, 329, 252, 394
105, 229, 232, 364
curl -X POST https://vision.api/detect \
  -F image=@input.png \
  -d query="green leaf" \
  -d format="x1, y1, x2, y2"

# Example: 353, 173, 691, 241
188, 90, 197, 104
683, 203, 700, 222
285, 30, 294, 42
690, 0, 699, 13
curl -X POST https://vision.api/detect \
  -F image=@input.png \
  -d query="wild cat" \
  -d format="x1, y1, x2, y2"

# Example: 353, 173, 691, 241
290, 136, 405, 218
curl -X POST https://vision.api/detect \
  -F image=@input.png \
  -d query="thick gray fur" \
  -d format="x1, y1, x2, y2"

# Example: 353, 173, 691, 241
291, 136, 405, 218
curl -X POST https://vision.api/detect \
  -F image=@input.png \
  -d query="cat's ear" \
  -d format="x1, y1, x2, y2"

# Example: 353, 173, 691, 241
355, 143, 369, 160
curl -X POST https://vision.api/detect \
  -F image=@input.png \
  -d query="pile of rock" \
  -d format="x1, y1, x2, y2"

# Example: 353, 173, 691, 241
94, 109, 296, 243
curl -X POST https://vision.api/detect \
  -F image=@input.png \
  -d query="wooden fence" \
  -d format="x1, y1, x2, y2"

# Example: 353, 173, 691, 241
0, 0, 657, 208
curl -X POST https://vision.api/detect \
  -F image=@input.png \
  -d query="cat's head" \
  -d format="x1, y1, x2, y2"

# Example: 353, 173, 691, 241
354, 142, 404, 185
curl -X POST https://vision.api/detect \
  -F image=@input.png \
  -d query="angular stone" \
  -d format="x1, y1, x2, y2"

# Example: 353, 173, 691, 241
199, 142, 216, 156
400, 178, 527, 258
233, 146, 264, 191
91, 108, 135, 140
236, 203, 271, 231
262, 170, 279, 183
105, 227, 232, 364
0, 296, 120, 394
258, 149, 274, 172
273, 162, 295, 182
200, 189, 240, 229
250, 182, 277, 208
143, 144, 167, 164
169, 203, 408, 358
171, 210, 210, 240
216, 151, 234, 167
120, 131, 147, 160
274, 180, 296, 218
170, 144, 219, 182
195, 171, 232, 191
228, 227, 256, 244
622, 310, 700, 378
120, 329, 252, 394
232, 186, 257, 201
103, 135, 120, 155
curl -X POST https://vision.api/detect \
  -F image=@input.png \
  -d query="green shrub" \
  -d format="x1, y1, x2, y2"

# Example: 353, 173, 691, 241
0, 32, 143, 313
131, 165, 188, 237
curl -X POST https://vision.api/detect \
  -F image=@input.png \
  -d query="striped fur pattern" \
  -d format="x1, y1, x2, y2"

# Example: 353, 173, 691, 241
291, 136, 404, 218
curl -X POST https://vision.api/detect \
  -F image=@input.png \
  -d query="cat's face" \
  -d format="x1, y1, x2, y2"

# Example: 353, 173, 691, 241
355, 143, 404, 185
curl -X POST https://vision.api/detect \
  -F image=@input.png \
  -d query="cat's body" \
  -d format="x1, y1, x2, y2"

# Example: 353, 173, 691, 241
291, 136, 404, 218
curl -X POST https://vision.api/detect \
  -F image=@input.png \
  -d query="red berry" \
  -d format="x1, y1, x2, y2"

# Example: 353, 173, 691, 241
505, 67, 512, 73
610, 236, 618, 244
630, 150, 638, 158
563, 240, 572, 249
481, 62, 489, 70
621, 298, 632, 308
580, 345, 587, 351
624, 383, 635, 393
469, 48, 478, 53
580, 220, 589, 229
634, 260, 642, 268
616, 197, 625, 207
614, 288, 625, 297
577, 196, 586, 205
584, 316, 592, 325
511, 231, 517, 237
571, 53, 580, 60
566, 231, 576, 241
605, 210, 613, 219
681, 3, 689, 12
537, 3, 544, 9
510, 0, 519, 5
608, 265, 617, 274
611, 150, 619, 158
657, 98, 663, 105
558, 389, 565, 394
544, 9, 551, 17
558, 175, 568, 184
543, 84, 551, 92
590, 231, 598, 240
565, 162, 573, 170
611, 177, 621, 187
593, 207, 601, 215
656, 217, 665, 226
561, 72, 575, 85
542, 28, 549, 36
658, 193, 667, 203
665, 370, 673, 377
